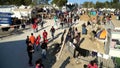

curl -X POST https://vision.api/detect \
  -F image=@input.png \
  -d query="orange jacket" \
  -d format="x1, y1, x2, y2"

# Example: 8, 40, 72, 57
29, 35, 35, 44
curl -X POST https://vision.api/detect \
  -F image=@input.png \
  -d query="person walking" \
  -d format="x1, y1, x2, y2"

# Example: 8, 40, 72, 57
29, 33, 35, 50
54, 15, 57, 26
50, 26, 55, 39
73, 38, 80, 58
27, 41, 34, 66
43, 30, 48, 41
41, 40, 47, 59
35, 34, 41, 51
32, 22, 37, 33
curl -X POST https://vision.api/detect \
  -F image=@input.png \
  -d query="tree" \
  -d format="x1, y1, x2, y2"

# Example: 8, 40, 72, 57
113, 0, 119, 3
24, 0, 32, 5
45, 0, 51, 4
51, 0, 68, 7
83, 1, 94, 8
0, 0, 32, 6
95, 1, 104, 8
104, 1, 110, 8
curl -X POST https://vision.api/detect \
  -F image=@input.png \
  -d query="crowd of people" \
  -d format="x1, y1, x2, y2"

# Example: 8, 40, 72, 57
26, 32, 48, 67
23, 7, 117, 68
25, 26, 55, 67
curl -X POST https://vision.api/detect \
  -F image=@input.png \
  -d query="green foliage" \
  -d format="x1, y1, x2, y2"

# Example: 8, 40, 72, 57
51, 0, 68, 7
115, 57, 120, 66
0, 0, 32, 6
23, 0, 32, 5
95, 1, 104, 8
113, 0, 119, 3
82, 0, 120, 9
82, 1, 94, 8
112, 3, 120, 9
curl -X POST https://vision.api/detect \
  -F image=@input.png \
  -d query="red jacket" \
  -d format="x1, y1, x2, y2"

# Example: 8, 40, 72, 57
32, 24, 37, 29
43, 31, 48, 39
35, 36, 41, 46
87, 63, 98, 68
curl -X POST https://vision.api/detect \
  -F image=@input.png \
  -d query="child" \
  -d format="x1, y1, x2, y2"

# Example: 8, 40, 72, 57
35, 58, 44, 68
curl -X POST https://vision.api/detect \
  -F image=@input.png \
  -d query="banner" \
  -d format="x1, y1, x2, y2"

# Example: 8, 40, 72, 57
0, 12, 12, 24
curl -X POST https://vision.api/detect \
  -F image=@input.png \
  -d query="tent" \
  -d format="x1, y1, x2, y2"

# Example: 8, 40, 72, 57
97, 29, 107, 40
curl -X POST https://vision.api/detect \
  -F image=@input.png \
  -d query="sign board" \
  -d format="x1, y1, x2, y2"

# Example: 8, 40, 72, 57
0, 12, 12, 24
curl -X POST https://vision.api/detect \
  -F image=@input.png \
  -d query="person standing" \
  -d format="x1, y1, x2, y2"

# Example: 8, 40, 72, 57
26, 36, 29, 46
27, 41, 34, 66
50, 26, 55, 39
26, 36, 30, 52
41, 40, 47, 59
29, 33, 35, 50
43, 30, 48, 41
35, 58, 44, 68
87, 61, 98, 68
54, 15, 57, 26
60, 16, 64, 29
74, 27, 79, 38
35, 34, 41, 51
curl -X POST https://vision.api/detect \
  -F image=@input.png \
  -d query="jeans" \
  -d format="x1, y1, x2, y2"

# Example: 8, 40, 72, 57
51, 33, 54, 39
41, 49, 46, 59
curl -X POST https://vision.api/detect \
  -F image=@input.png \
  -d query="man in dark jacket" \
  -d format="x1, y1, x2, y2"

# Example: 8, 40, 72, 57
50, 26, 55, 39
27, 41, 34, 66
41, 40, 47, 59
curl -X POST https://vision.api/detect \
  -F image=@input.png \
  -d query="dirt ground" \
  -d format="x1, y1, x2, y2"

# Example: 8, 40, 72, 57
0, 15, 116, 68
80, 14, 116, 21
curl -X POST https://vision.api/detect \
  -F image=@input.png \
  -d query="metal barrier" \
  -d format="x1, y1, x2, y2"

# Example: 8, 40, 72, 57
66, 41, 115, 68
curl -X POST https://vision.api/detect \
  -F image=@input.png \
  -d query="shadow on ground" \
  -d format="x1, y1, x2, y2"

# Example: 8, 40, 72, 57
43, 43, 61, 68
60, 56, 70, 68
37, 25, 50, 32
48, 32, 63, 44
0, 27, 31, 39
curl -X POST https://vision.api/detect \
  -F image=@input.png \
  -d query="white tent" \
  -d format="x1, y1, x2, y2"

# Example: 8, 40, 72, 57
19, 5, 26, 9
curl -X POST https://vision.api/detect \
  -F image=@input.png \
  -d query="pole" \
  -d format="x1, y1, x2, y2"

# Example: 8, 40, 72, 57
57, 29, 68, 60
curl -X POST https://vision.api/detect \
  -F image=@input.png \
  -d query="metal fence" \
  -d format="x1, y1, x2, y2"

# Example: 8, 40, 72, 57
66, 41, 115, 68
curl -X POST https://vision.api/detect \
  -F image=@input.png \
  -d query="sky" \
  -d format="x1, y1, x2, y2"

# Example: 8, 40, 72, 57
68, 0, 111, 4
